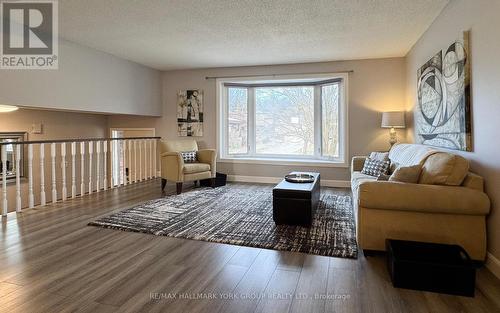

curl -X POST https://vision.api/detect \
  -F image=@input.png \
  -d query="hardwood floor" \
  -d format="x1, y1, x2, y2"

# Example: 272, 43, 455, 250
1, 179, 499, 313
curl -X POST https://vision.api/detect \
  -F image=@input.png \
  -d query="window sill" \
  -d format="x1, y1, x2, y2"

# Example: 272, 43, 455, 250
218, 157, 349, 168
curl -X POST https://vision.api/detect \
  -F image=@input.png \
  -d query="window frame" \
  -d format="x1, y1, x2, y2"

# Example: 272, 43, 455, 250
216, 73, 349, 168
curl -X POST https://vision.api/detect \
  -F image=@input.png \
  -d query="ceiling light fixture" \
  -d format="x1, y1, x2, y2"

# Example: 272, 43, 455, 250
0, 105, 19, 113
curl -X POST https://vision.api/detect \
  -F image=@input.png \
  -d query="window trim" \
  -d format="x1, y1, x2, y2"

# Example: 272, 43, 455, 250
216, 73, 349, 168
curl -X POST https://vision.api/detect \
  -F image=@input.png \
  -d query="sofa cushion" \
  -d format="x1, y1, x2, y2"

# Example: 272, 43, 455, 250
377, 173, 390, 181
462, 172, 484, 191
388, 143, 436, 172
389, 165, 422, 184
358, 181, 490, 215
419, 153, 470, 186
183, 163, 210, 174
351, 171, 377, 197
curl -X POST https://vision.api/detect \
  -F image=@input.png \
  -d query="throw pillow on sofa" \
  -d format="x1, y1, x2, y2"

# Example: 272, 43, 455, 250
389, 164, 422, 183
377, 173, 391, 181
361, 158, 390, 177
419, 153, 470, 186
369, 151, 389, 161
180, 151, 198, 163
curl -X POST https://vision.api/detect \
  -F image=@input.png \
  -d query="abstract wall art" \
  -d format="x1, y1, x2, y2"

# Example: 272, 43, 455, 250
416, 31, 471, 151
177, 89, 203, 137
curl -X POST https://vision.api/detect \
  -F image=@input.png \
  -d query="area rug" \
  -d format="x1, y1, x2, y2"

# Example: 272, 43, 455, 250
88, 184, 358, 258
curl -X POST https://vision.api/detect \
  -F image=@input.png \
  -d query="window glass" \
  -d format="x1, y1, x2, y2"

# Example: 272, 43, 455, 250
228, 87, 248, 154
255, 87, 314, 155
321, 84, 340, 158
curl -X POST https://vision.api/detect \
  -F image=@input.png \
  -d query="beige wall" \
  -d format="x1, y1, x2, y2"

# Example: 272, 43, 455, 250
405, 0, 500, 260
0, 108, 107, 212
0, 108, 107, 141
109, 57, 407, 181
0, 39, 162, 117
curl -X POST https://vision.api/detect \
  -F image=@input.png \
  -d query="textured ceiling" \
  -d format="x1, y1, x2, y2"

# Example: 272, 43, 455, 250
59, 0, 449, 70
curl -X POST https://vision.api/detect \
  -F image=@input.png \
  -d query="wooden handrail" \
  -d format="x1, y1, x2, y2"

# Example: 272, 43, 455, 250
1, 136, 160, 216
0, 136, 161, 146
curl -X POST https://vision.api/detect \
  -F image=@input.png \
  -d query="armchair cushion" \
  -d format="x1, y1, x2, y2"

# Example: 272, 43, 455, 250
160, 139, 198, 153
184, 163, 210, 174
197, 149, 217, 176
160, 140, 216, 183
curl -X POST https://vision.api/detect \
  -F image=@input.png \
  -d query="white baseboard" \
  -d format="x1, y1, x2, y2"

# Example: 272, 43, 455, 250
227, 175, 350, 188
486, 252, 500, 279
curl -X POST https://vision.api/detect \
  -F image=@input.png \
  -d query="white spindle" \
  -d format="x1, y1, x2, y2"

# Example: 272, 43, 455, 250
149, 139, 153, 179
61, 143, 67, 201
128, 140, 132, 183
118, 141, 122, 186
80, 142, 85, 196
40, 143, 46, 206
103, 141, 108, 191
146, 140, 149, 179
28, 144, 34, 208
139, 140, 142, 181
110, 141, 114, 189
122, 140, 127, 186
96, 141, 101, 192
134, 140, 137, 183
144, 140, 148, 180
71, 142, 76, 199
144, 140, 147, 180
88, 141, 93, 194
51, 143, 57, 203
15, 144, 21, 212
153, 139, 157, 178
2, 145, 7, 216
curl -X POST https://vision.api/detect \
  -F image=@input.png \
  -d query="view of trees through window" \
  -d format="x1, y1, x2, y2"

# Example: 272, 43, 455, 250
228, 88, 248, 154
226, 81, 341, 159
322, 84, 340, 157
256, 87, 314, 155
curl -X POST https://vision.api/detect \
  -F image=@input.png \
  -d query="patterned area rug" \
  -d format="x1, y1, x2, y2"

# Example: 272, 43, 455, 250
89, 184, 358, 258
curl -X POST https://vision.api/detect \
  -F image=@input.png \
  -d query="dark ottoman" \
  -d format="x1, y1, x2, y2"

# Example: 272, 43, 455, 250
272, 172, 320, 226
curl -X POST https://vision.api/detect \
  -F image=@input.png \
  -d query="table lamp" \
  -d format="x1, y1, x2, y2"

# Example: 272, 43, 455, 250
381, 111, 406, 147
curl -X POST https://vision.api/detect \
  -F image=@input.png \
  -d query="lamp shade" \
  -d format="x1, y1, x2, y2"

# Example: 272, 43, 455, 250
381, 111, 405, 128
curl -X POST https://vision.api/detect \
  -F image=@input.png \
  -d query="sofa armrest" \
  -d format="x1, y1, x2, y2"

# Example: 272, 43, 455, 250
358, 181, 491, 215
160, 152, 184, 182
197, 149, 217, 177
351, 156, 368, 173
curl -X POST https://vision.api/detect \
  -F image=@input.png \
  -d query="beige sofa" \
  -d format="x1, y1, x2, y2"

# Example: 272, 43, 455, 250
160, 139, 216, 194
351, 143, 491, 261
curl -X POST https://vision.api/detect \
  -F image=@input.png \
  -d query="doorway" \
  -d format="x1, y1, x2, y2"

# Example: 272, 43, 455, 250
110, 128, 155, 186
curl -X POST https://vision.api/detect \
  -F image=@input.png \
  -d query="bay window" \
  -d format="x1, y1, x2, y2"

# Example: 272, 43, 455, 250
217, 73, 348, 166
